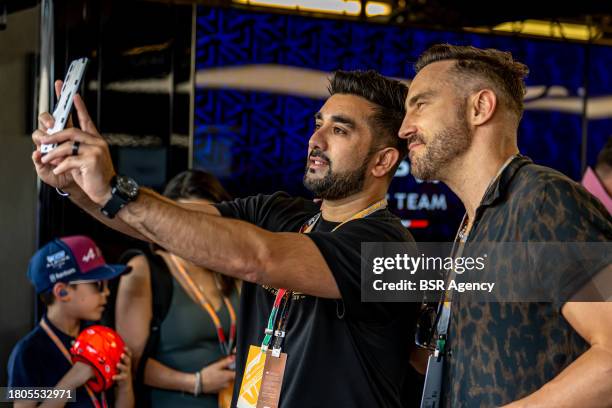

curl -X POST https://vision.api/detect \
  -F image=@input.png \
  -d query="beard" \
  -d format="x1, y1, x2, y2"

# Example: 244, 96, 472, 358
409, 104, 472, 181
303, 149, 371, 200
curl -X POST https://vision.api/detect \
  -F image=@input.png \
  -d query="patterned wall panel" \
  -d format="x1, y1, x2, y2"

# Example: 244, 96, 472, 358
194, 6, 611, 241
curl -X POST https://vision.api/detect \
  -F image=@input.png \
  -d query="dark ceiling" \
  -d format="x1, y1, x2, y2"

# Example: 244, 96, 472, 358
396, 0, 611, 26
3, 0, 612, 42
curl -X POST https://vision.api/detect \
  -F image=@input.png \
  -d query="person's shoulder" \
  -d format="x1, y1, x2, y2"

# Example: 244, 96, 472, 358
217, 191, 318, 217
244, 191, 290, 204
524, 162, 575, 181
343, 209, 414, 242
515, 163, 612, 239
258, 191, 321, 216
234, 191, 294, 204
218, 191, 320, 230
261, 191, 318, 209
523, 164, 608, 209
121, 253, 154, 292
8, 326, 47, 373
513, 163, 604, 207
12, 325, 48, 354
513, 162, 573, 191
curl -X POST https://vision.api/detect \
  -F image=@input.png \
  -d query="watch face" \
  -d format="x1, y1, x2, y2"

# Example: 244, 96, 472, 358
116, 176, 139, 199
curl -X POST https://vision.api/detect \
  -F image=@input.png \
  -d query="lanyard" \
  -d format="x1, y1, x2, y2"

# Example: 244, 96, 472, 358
299, 198, 388, 234
271, 292, 293, 355
420, 155, 518, 408
435, 155, 517, 347
40, 319, 107, 408
261, 289, 289, 352
169, 254, 237, 356
260, 198, 388, 354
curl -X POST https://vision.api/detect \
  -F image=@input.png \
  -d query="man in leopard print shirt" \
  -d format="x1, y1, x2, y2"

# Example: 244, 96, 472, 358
399, 44, 612, 407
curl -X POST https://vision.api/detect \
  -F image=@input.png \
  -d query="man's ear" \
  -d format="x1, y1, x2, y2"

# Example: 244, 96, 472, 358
53, 282, 70, 301
372, 147, 400, 178
469, 89, 497, 126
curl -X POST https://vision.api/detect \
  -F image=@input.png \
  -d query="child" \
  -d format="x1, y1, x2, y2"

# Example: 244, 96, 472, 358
7, 235, 134, 407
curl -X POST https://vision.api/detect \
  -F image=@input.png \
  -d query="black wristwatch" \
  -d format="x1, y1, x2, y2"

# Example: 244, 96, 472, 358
100, 175, 139, 218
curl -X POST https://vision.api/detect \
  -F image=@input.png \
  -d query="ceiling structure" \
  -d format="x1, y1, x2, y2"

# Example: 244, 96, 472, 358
224, 0, 612, 43
3, 0, 611, 43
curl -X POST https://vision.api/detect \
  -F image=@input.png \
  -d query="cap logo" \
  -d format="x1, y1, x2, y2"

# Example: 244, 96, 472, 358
46, 250, 70, 268
82, 248, 96, 263
49, 268, 77, 282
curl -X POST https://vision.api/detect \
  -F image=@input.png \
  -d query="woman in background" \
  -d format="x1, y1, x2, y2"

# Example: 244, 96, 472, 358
115, 170, 240, 408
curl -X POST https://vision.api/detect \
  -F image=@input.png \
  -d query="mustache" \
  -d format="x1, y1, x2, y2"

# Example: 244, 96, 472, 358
407, 134, 426, 146
309, 149, 331, 163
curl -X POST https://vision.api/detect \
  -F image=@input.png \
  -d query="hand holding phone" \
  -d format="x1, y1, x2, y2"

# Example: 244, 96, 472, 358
41, 57, 89, 155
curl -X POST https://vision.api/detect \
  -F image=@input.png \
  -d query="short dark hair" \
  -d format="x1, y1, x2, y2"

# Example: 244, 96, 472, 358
163, 169, 232, 203
39, 283, 76, 306
328, 70, 408, 169
415, 44, 529, 119
39, 291, 56, 306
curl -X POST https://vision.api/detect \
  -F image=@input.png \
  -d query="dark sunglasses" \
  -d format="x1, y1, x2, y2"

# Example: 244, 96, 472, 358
71, 280, 108, 293
415, 302, 442, 351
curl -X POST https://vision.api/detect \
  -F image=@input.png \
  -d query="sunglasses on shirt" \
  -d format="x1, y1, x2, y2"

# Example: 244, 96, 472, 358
414, 302, 442, 352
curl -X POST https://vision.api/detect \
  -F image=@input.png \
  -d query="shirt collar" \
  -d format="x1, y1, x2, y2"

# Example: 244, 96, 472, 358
480, 154, 533, 207
42, 314, 76, 348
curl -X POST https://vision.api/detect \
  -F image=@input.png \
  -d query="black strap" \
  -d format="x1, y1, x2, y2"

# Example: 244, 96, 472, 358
118, 248, 173, 407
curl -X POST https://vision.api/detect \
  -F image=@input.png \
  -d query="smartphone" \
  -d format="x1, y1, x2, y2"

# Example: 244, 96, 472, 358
41, 57, 89, 155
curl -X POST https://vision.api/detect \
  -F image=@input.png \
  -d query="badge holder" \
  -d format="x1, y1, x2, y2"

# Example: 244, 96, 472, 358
238, 291, 291, 408
257, 329, 288, 408
238, 200, 388, 408
420, 335, 445, 408
237, 333, 288, 408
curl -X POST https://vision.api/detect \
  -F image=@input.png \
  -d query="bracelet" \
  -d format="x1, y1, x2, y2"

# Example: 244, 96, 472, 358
55, 187, 70, 197
193, 371, 202, 396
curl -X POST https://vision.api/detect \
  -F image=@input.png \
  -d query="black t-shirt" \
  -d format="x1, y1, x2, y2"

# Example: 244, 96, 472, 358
215, 192, 420, 408
7, 315, 108, 407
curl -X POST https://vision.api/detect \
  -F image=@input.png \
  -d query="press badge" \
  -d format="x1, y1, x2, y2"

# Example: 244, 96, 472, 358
257, 349, 287, 408
237, 345, 287, 408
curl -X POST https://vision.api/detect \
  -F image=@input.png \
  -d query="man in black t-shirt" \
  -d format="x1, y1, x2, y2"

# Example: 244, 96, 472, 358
399, 44, 612, 406
33, 71, 421, 407
216, 192, 418, 407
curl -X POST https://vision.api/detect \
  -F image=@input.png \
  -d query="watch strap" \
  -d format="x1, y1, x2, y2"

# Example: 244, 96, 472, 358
100, 193, 128, 219
100, 176, 128, 219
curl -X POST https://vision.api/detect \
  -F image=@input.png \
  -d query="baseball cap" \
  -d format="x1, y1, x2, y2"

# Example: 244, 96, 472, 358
28, 235, 130, 294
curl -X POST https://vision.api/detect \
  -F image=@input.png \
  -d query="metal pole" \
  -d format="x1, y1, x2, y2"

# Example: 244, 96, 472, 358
38, 0, 54, 118
188, 3, 196, 169
36, 0, 55, 325
580, 44, 590, 176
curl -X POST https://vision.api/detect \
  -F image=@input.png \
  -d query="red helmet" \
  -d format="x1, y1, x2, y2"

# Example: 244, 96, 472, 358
70, 325, 125, 392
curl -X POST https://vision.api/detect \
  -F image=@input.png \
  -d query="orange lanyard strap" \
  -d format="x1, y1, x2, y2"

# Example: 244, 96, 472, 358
262, 198, 388, 352
299, 198, 388, 234
169, 255, 237, 355
40, 319, 107, 408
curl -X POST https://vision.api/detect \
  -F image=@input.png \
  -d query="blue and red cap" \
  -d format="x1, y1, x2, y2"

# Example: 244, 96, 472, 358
28, 235, 130, 294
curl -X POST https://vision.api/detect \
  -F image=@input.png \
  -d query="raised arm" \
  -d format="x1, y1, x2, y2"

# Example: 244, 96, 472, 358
34, 91, 340, 298
32, 80, 220, 242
